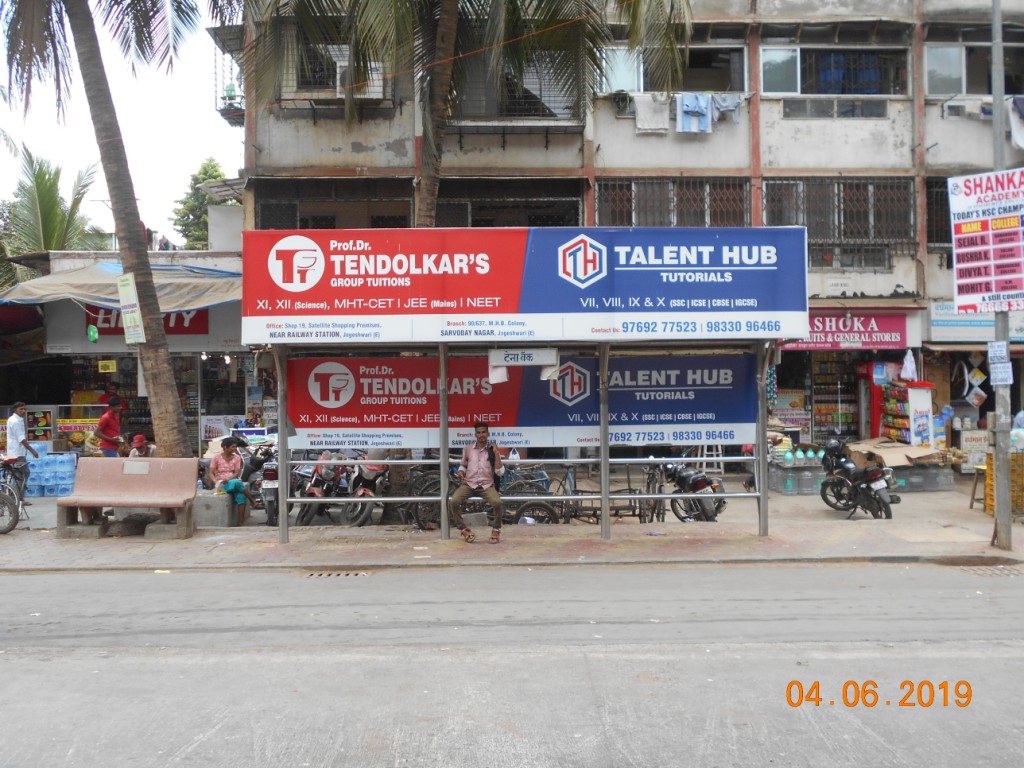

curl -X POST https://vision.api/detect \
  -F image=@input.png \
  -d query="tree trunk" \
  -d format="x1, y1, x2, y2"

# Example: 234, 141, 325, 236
63, 0, 190, 457
415, 0, 461, 228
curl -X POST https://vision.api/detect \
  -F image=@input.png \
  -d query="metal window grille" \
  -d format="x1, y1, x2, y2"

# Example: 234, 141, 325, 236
597, 178, 751, 227
800, 49, 907, 95
925, 177, 952, 247
764, 177, 914, 270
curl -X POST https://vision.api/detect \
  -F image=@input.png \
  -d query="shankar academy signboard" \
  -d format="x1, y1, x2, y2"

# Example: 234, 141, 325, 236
242, 227, 808, 344
948, 167, 1024, 313
287, 354, 757, 449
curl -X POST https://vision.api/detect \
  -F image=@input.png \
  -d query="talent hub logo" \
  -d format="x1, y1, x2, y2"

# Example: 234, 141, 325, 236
557, 234, 607, 288
549, 361, 590, 406
308, 361, 356, 408
269, 235, 325, 293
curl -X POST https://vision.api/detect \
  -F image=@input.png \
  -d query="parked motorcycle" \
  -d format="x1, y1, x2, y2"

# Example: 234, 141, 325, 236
260, 449, 281, 526
819, 439, 859, 512
663, 462, 727, 522
295, 450, 377, 527
818, 439, 900, 519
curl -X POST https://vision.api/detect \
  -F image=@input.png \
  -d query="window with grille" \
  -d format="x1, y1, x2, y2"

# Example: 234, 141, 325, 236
596, 178, 750, 227
762, 48, 907, 96
763, 178, 914, 270
925, 178, 952, 249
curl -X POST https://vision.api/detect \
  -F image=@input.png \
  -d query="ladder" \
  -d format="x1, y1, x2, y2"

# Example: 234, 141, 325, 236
696, 444, 724, 474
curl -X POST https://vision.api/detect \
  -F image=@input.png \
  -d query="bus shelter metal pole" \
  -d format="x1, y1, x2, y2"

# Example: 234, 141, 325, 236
599, 343, 611, 540
756, 341, 771, 536
272, 343, 289, 544
439, 343, 451, 540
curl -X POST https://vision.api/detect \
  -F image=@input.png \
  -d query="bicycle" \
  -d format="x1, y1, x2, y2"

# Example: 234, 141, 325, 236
0, 457, 30, 534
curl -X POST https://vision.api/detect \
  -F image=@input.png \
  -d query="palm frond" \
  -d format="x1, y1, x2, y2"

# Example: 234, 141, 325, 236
94, 0, 202, 74
1, 0, 74, 115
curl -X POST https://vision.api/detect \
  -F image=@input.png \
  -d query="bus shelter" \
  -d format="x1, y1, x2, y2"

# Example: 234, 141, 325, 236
241, 226, 809, 542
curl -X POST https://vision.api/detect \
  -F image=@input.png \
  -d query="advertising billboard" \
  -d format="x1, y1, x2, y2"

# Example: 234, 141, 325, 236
243, 227, 808, 344
948, 168, 1024, 313
286, 354, 757, 449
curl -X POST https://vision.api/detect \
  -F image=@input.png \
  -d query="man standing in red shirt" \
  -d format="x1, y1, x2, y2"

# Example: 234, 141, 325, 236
93, 397, 124, 457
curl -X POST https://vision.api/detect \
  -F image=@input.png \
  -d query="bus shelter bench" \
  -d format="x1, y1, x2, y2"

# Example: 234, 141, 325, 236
56, 457, 199, 540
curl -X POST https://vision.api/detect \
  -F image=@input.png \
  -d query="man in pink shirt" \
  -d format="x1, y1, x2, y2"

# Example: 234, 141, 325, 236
450, 422, 505, 544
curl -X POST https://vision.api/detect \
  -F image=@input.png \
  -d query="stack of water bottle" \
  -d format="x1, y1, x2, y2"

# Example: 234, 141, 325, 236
24, 444, 77, 498
771, 446, 828, 496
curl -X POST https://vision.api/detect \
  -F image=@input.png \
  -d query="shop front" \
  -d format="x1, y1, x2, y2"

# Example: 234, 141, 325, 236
779, 304, 926, 445
924, 301, 1024, 473
0, 257, 268, 457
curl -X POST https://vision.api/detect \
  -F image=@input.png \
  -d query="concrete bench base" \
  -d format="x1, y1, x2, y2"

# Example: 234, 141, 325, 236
194, 491, 238, 527
60, 521, 109, 539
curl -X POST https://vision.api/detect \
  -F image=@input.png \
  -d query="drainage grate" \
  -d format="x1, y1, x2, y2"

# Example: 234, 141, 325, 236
305, 571, 370, 578
959, 565, 1024, 578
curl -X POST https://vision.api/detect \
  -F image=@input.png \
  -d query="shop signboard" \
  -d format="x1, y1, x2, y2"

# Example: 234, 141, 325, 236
286, 354, 757, 449
85, 305, 210, 335
947, 167, 1024, 313
782, 311, 906, 350
242, 227, 808, 344
929, 301, 1024, 341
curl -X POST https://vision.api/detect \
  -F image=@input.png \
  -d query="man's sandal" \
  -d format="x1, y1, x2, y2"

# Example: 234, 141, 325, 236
489, 528, 501, 544
460, 527, 476, 543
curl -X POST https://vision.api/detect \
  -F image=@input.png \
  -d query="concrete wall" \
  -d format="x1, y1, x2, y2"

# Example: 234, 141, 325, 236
254, 108, 415, 171
49, 252, 242, 273
760, 99, 914, 170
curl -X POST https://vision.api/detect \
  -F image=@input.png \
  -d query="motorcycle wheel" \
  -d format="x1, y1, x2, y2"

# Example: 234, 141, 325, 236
0, 493, 18, 534
334, 499, 374, 527
669, 496, 697, 522
264, 499, 278, 527
872, 498, 893, 520
296, 503, 318, 526
820, 478, 857, 511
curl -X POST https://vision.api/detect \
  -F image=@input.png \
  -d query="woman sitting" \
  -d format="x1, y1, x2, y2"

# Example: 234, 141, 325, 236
209, 437, 258, 523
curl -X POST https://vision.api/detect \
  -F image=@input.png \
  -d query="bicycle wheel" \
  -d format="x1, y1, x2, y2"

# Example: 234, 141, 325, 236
503, 479, 555, 525
513, 499, 560, 525
412, 478, 443, 530
0, 492, 18, 534
639, 473, 665, 524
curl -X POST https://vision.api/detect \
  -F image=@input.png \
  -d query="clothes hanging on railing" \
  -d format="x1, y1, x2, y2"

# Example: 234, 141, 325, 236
709, 93, 744, 124
632, 92, 671, 133
675, 92, 712, 133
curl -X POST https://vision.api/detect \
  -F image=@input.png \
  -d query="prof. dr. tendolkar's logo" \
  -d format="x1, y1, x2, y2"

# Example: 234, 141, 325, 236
558, 234, 607, 288
308, 362, 355, 408
269, 235, 325, 293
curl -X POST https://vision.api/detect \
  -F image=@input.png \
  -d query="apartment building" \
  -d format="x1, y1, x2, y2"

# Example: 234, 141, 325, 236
209, 0, 1024, 447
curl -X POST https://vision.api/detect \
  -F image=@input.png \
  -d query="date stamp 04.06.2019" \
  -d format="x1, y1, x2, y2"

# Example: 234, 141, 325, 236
787, 680, 972, 708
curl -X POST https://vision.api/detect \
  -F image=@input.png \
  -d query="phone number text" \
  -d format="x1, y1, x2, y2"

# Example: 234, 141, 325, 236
620, 320, 782, 334
608, 429, 736, 443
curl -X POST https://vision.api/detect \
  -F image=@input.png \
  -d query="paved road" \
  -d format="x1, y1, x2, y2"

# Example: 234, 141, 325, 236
2, 563, 1022, 767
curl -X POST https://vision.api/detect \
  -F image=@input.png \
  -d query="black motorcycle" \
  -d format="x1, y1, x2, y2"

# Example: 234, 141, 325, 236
819, 440, 900, 519
819, 439, 859, 512
664, 462, 727, 522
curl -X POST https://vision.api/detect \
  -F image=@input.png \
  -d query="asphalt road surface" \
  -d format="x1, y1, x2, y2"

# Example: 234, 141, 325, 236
2, 562, 1022, 767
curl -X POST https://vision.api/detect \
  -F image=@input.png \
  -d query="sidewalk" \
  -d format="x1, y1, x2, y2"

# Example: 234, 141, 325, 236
2, 475, 1021, 572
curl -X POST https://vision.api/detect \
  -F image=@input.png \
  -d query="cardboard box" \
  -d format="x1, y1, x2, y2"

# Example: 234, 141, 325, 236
844, 437, 942, 468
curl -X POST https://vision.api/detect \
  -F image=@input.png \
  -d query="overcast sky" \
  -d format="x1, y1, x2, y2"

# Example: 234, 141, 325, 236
0, 19, 244, 246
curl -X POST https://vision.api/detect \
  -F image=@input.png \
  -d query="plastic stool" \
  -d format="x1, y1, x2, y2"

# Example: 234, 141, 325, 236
969, 465, 986, 509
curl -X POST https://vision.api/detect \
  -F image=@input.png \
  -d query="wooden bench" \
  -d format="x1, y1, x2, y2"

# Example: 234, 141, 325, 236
56, 457, 199, 539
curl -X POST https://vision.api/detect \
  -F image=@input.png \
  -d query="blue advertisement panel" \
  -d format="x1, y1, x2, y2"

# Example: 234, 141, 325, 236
243, 227, 808, 344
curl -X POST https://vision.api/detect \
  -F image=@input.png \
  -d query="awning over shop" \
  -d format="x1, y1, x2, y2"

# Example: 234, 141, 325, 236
923, 342, 1024, 353
0, 262, 241, 312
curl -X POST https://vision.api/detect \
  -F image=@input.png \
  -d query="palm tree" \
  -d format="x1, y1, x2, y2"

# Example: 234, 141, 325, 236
0, 83, 15, 153
1, 0, 201, 457
4, 145, 109, 255
216, 0, 690, 226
